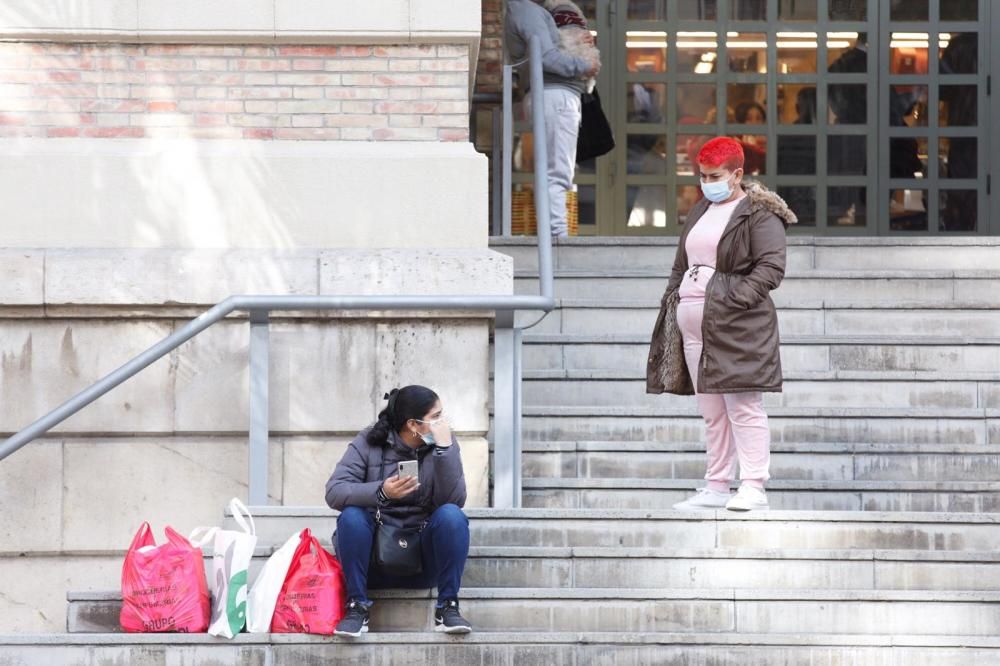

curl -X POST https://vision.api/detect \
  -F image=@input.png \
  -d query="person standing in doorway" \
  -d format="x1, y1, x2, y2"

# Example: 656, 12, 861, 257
647, 137, 797, 511
506, 0, 600, 238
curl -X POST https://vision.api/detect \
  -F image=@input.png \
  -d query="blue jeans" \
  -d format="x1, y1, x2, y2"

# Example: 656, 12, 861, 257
335, 503, 470, 607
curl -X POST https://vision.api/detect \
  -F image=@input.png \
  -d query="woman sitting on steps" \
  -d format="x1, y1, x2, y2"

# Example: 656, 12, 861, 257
325, 385, 472, 637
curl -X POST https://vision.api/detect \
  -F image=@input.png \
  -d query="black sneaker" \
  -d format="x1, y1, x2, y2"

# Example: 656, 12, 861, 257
434, 598, 472, 634
335, 599, 370, 637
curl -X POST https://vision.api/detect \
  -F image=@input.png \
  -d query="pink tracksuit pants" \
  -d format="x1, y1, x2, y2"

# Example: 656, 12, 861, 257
676, 300, 771, 491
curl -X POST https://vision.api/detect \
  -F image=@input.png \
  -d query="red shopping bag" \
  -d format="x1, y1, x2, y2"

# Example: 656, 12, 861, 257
120, 522, 210, 633
270, 529, 347, 634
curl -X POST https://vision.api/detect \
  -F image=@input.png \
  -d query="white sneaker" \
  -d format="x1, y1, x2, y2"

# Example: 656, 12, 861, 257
672, 488, 733, 510
725, 485, 769, 512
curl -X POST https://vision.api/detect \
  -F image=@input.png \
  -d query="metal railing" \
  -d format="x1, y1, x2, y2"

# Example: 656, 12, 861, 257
0, 36, 552, 510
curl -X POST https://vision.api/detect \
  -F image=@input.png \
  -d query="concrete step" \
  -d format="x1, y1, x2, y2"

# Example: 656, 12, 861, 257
490, 236, 1000, 272
67, 587, 1000, 635
512, 374, 1000, 410
517, 335, 1000, 374
516, 299, 1000, 338
10, 632, 1000, 666
236, 507, 1000, 552
514, 270, 1000, 306
518, 441, 1000, 482
522, 478, 1000, 512
517, 406, 1000, 445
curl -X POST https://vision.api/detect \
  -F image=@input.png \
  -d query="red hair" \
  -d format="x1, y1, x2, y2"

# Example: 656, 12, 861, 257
696, 137, 745, 171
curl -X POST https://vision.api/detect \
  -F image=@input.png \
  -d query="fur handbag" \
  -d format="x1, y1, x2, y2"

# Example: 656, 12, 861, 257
646, 289, 695, 396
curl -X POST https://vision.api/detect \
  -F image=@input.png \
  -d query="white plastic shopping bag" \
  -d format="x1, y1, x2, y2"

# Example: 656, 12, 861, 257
246, 529, 302, 633
189, 498, 258, 638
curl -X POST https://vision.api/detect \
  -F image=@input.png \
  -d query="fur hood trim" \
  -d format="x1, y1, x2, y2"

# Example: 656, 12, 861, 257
743, 180, 798, 225
543, 0, 587, 20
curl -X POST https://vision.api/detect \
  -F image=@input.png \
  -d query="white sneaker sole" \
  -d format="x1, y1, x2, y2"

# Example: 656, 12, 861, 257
335, 624, 369, 638
673, 503, 728, 511
726, 504, 769, 512
435, 623, 472, 634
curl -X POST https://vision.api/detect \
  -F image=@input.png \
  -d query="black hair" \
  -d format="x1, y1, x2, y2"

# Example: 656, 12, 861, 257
367, 385, 440, 448
734, 101, 766, 124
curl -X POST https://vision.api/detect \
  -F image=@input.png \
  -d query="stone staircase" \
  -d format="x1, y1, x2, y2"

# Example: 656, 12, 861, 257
8, 236, 1000, 664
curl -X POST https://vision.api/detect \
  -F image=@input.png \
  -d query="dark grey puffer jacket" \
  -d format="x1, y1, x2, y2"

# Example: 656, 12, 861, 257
325, 427, 467, 529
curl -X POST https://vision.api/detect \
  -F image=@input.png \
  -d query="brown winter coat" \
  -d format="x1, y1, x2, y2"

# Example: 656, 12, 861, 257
646, 181, 797, 395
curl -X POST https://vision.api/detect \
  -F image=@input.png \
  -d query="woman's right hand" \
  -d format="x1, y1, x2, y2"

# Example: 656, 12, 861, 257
382, 474, 419, 500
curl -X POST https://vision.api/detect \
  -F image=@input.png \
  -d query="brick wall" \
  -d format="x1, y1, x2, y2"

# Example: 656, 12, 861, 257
0, 43, 470, 140
476, 0, 503, 96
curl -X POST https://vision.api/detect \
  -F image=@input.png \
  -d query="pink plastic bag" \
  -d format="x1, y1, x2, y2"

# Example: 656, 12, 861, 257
270, 529, 347, 635
120, 522, 210, 633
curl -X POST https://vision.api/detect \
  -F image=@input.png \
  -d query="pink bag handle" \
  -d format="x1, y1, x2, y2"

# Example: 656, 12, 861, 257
164, 525, 195, 550
126, 522, 155, 555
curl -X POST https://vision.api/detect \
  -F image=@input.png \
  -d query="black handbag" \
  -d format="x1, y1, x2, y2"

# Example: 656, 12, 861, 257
371, 448, 424, 577
576, 88, 615, 163
372, 508, 424, 576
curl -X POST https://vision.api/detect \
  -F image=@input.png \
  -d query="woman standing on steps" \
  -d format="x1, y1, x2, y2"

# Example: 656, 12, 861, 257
647, 137, 797, 512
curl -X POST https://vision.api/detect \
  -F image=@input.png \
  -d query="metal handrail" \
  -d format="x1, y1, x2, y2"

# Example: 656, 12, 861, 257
0, 36, 553, 510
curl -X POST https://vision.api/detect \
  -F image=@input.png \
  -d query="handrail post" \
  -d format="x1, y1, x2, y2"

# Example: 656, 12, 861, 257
492, 310, 517, 509
527, 34, 555, 300
502, 63, 514, 237
248, 310, 270, 505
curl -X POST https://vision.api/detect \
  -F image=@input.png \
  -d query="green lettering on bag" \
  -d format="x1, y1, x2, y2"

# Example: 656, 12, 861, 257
227, 570, 248, 635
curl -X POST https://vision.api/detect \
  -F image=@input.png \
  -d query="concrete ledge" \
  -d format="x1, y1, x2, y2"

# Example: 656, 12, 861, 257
0, 140, 488, 249
0, 1, 480, 45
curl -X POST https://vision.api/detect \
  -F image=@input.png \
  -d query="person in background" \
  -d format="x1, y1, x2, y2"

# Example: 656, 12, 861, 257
326, 385, 471, 637
506, 0, 600, 238
650, 137, 797, 512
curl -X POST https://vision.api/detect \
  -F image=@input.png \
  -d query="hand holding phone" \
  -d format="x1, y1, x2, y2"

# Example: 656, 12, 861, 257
397, 460, 418, 479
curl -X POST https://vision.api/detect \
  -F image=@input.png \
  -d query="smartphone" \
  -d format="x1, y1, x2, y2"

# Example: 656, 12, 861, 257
397, 460, 418, 480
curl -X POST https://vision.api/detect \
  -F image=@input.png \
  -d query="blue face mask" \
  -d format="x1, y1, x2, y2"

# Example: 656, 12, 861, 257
419, 432, 436, 445
700, 176, 734, 203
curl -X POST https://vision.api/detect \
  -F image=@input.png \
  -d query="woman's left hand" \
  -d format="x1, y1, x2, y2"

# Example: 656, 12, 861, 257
430, 420, 453, 448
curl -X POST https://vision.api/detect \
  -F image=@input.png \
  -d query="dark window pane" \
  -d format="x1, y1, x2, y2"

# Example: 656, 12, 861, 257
626, 31, 667, 73
730, 135, 766, 175
732, 0, 766, 21
890, 0, 928, 21
778, 84, 816, 124
778, 186, 816, 226
628, 83, 667, 124
891, 36, 929, 74
940, 85, 977, 126
627, 0, 662, 20
575, 0, 598, 22
677, 34, 719, 74
940, 137, 977, 179
939, 33, 978, 74
941, 0, 977, 21
677, 83, 716, 123
729, 33, 767, 73
890, 85, 928, 126
828, 84, 866, 124
889, 189, 928, 231
777, 135, 816, 175
677, 185, 702, 224
627, 134, 667, 174
829, 0, 866, 21
828, 135, 867, 175
777, 33, 818, 73
939, 190, 978, 232
779, 0, 816, 20
577, 185, 596, 226
890, 137, 927, 178
829, 187, 867, 227
627, 186, 667, 228
678, 0, 718, 20
828, 34, 867, 72
729, 84, 767, 123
